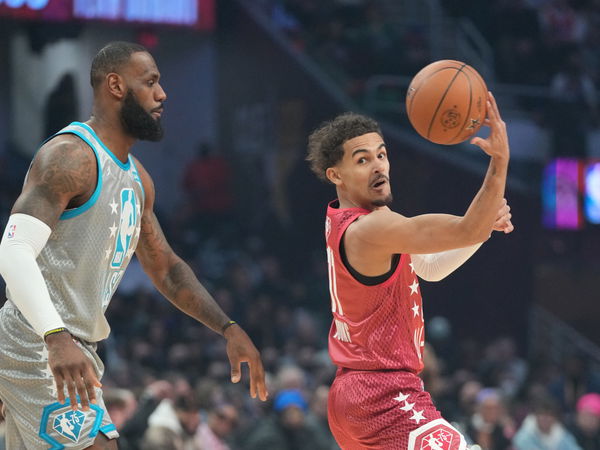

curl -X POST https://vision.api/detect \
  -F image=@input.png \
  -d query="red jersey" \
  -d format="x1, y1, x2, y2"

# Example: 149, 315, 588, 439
325, 200, 425, 373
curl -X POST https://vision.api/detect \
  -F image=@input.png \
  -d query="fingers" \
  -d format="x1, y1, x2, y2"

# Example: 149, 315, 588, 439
64, 373, 78, 411
83, 366, 100, 409
230, 359, 241, 384
249, 359, 268, 402
55, 372, 66, 405
470, 136, 488, 152
488, 91, 503, 121
75, 373, 89, 411
53, 364, 101, 411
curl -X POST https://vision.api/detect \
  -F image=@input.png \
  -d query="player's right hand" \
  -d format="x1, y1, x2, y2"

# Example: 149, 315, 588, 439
45, 331, 102, 411
470, 91, 510, 161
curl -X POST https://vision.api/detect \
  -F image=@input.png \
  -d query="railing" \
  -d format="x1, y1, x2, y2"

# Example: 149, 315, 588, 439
363, 74, 554, 119
530, 305, 600, 370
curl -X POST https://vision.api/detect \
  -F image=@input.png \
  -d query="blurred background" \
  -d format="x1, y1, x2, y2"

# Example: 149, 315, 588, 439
0, 0, 599, 449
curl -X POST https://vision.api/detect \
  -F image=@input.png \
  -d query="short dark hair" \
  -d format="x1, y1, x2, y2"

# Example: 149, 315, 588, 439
90, 41, 148, 89
307, 112, 382, 183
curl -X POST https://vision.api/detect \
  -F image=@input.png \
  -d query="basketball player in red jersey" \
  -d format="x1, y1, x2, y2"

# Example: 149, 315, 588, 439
307, 92, 512, 449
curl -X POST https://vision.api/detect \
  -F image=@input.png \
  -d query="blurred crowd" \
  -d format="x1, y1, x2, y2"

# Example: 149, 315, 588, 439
262, 0, 600, 160
1, 146, 600, 449
0, 2, 599, 444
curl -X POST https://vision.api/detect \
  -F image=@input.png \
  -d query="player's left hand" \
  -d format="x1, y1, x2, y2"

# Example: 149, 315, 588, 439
492, 198, 514, 234
224, 324, 268, 401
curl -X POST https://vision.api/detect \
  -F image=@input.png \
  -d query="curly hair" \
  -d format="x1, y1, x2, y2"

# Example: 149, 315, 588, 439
306, 112, 382, 183
90, 41, 148, 90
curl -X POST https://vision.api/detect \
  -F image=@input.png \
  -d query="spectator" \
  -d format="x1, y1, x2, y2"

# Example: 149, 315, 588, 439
513, 395, 582, 450
181, 142, 234, 235
243, 389, 330, 450
464, 388, 514, 449
142, 393, 202, 450
570, 393, 600, 450
548, 353, 600, 414
196, 403, 239, 450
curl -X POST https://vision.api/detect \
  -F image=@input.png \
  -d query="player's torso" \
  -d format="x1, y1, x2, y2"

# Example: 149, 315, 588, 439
24, 122, 144, 342
325, 202, 425, 372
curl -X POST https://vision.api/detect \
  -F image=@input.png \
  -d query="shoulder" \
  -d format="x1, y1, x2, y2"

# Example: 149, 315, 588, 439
28, 134, 97, 192
348, 208, 406, 236
34, 134, 96, 170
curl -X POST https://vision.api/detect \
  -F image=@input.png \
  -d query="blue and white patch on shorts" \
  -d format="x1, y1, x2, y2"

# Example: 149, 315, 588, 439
53, 409, 87, 443
39, 397, 104, 449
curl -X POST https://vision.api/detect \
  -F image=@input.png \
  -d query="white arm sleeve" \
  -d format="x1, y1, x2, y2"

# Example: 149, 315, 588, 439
0, 213, 65, 337
410, 243, 483, 282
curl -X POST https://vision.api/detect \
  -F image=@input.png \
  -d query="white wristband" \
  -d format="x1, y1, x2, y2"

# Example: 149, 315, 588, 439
0, 214, 65, 337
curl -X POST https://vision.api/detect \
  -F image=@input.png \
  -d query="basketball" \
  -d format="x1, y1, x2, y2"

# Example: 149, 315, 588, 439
406, 60, 488, 145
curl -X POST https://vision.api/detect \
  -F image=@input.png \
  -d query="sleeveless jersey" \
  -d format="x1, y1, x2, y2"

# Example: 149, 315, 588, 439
325, 200, 425, 373
6, 122, 145, 342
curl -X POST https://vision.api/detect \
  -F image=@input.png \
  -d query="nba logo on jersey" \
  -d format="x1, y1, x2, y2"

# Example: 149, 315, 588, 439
408, 419, 466, 450
111, 188, 137, 269
53, 410, 87, 443
6, 224, 16, 239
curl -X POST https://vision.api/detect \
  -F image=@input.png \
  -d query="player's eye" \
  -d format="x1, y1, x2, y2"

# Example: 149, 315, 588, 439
378, 152, 386, 159
357, 157, 366, 164
148, 80, 155, 86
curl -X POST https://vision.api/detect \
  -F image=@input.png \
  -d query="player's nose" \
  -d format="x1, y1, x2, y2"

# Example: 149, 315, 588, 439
155, 83, 167, 102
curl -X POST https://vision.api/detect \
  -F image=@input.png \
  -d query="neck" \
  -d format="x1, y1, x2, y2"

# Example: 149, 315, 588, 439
336, 191, 374, 211
87, 108, 136, 163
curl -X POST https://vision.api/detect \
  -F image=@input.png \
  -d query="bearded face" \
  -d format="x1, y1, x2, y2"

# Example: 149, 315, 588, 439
120, 89, 164, 142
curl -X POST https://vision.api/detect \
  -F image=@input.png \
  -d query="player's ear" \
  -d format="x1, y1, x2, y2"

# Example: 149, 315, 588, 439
106, 73, 126, 99
326, 167, 342, 186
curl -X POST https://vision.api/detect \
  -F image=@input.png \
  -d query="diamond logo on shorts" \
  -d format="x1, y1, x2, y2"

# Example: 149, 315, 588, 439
421, 428, 453, 449
53, 410, 87, 443
408, 419, 466, 450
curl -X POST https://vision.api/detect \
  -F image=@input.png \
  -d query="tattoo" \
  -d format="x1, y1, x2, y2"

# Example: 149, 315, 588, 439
138, 213, 169, 262
12, 137, 96, 226
137, 211, 229, 334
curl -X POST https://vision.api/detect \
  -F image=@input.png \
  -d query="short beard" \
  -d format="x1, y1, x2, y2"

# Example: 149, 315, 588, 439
372, 193, 393, 207
120, 89, 164, 141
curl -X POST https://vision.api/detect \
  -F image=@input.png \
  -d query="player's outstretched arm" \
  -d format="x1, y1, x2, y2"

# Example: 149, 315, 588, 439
0, 136, 102, 411
411, 199, 513, 281
349, 92, 510, 256
133, 157, 267, 401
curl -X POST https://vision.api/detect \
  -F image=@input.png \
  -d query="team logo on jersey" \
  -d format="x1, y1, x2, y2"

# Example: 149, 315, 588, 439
407, 419, 466, 450
53, 410, 87, 443
111, 188, 138, 269
6, 224, 16, 239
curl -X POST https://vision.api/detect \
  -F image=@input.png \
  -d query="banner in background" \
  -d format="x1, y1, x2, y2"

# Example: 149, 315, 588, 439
0, 0, 215, 29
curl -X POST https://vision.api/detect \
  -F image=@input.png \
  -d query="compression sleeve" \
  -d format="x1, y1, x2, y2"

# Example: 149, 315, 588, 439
0, 213, 65, 337
410, 243, 483, 282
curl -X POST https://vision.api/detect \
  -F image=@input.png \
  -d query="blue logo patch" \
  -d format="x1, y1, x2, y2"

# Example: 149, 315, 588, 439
111, 188, 138, 269
53, 410, 86, 443
39, 397, 104, 450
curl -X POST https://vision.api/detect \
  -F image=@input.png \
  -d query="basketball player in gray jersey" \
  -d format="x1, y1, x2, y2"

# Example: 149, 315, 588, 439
0, 41, 267, 449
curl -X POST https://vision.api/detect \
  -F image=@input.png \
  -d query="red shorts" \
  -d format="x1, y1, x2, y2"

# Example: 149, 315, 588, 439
328, 368, 467, 449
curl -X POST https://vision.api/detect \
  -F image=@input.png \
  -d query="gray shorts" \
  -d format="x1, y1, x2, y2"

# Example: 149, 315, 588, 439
0, 304, 118, 449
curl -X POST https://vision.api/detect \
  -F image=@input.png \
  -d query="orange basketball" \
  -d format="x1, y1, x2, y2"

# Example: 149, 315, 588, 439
406, 60, 488, 145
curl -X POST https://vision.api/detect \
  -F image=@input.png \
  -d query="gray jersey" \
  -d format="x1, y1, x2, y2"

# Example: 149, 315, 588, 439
6, 121, 145, 342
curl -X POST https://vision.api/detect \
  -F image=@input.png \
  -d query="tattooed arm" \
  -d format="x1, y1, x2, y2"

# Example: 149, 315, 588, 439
12, 135, 97, 225
133, 157, 267, 401
2, 135, 102, 411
